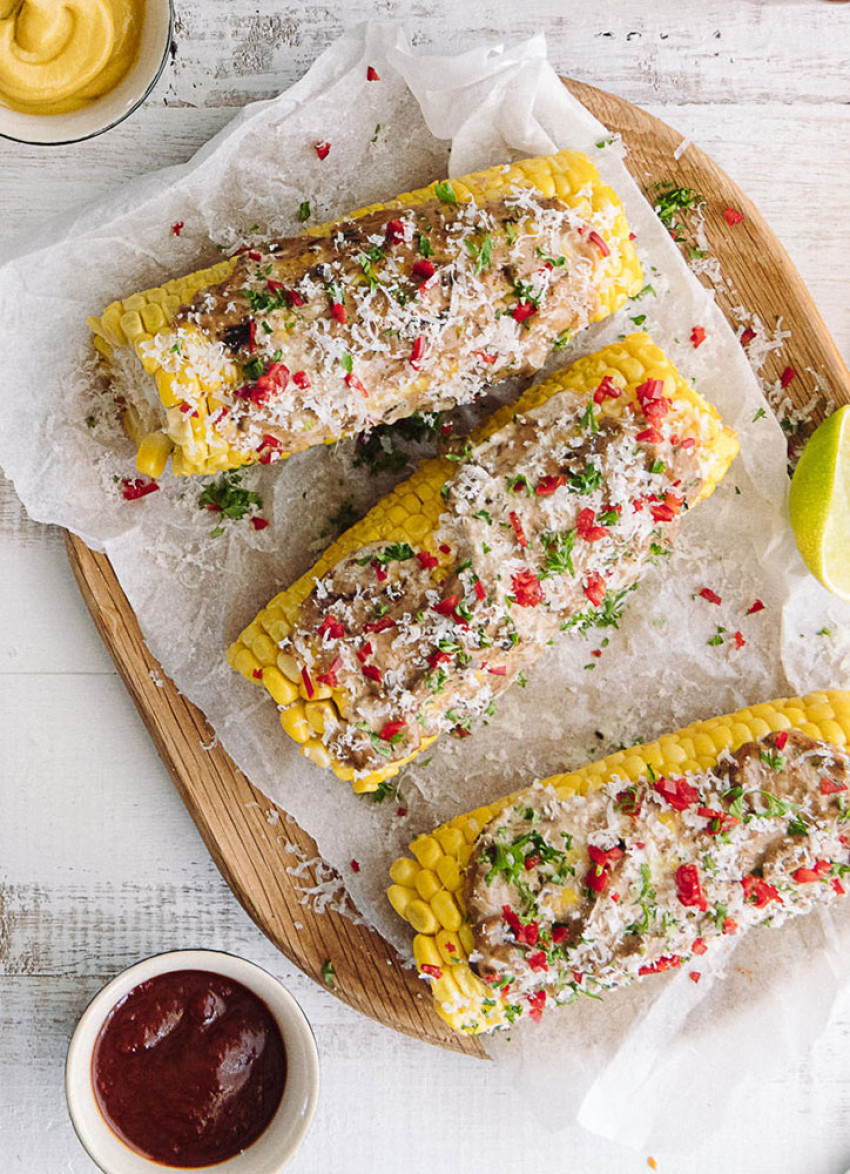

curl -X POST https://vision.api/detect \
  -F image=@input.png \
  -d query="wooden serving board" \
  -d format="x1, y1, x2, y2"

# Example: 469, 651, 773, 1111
65, 78, 850, 1058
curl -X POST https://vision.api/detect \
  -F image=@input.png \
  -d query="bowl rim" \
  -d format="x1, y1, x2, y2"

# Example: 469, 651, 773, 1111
0, 0, 174, 147
65, 948, 320, 1174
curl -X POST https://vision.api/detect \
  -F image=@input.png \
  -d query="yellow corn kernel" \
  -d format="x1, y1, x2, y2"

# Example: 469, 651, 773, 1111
280, 703, 311, 745
406, 899, 440, 935
388, 857, 420, 887
414, 868, 441, 902
260, 667, 298, 707
136, 431, 174, 478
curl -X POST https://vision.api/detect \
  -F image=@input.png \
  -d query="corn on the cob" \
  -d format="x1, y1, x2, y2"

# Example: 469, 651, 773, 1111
228, 332, 739, 792
88, 150, 642, 478
388, 690, 850, 1034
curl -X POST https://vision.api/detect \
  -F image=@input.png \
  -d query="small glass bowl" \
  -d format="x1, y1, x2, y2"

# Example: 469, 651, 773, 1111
0, 0, 173, 146
65, 950, 320, 1174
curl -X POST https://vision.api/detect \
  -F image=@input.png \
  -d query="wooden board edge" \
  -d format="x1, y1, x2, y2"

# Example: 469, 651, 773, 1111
60, 77, 850, 1054
63, 530, 487, 1059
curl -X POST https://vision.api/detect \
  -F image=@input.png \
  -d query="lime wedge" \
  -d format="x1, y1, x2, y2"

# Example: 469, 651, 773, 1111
789, 404, 850, 601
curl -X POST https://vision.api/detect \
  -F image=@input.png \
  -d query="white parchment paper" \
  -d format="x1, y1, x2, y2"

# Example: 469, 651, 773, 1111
2, 21, 850, 1149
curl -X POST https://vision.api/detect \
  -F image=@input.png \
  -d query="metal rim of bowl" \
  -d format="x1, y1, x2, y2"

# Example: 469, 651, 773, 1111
64, 948, 321, 1174
0, 0, 175, 147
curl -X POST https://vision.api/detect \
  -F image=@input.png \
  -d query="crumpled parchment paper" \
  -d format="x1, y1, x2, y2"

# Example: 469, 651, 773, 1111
2, 21, 849, 1150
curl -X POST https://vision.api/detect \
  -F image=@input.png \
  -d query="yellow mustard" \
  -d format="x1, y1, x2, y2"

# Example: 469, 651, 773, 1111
0, 0, 143, 115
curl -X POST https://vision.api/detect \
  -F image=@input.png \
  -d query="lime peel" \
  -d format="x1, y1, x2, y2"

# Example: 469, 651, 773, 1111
789, 404, 850, 601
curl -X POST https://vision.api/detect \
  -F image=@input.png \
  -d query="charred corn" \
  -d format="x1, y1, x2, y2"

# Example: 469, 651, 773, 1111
228, 332, 739, 792
89, 150, 642, 478
388, 690, 850, 1034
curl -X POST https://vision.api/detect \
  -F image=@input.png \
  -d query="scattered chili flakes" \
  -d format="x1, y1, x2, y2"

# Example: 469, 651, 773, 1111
691, 937, 708, 956
733, 630, 745, 649
350, 859, 361, 872
689, 971, 701, 984
301, 666, 315, 699
366, 65, 380, 81
252, 668, 264, 680
747, 599, 765, 615
120, 477, 159, 501
724, 207, 744, 226
780, 365, 797, 388
420, 963, 443, 980
833, 878, 846, 896
536, 474, 566, 496
775, 730, 789, 751
722, 917, 738, 934
363, 664, 383, 683
412, 258, 435, 281
331, 302, 347, 324
170, 220, 184, 236
690, 325, 706, 348
740, 327, 757, 346
821, 777, 847, 795
698, 587, 722, 605
314, 140, 331, 159
250, 516, 269, 530
416, 550, 439, 570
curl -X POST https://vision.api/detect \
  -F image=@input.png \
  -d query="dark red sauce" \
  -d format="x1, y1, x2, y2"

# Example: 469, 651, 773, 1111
92, 969, 287, 1167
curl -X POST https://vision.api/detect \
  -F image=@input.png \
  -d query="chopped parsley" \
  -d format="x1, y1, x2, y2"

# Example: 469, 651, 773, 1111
434, 180, 458, 204
650, 182, 704, 243
297, 200, 311, 223
321, 960, 337, 989
465, 233, 493, 274
198, 471, 262, 522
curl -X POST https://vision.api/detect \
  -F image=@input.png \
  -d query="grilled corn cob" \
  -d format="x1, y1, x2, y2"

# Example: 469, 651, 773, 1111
88, 150, 642, 478
388, 690, 850, 1034
228, 332, 739, 792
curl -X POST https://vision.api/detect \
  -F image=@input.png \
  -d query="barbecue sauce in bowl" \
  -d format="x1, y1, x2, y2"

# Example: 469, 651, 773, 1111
91, 969, 287, 1167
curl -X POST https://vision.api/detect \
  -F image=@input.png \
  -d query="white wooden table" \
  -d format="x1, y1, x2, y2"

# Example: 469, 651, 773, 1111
2, 3, 850, 1171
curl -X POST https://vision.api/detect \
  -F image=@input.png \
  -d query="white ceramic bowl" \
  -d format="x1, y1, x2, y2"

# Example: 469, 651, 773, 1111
66, 950, 320, 1174
0, 0, 173, 145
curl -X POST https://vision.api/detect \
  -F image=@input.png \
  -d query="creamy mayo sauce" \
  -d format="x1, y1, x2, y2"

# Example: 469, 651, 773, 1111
0, 0, 143, 115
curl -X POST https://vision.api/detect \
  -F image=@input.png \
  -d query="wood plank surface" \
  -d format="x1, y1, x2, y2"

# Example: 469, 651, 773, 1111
62, 76, 850, 1053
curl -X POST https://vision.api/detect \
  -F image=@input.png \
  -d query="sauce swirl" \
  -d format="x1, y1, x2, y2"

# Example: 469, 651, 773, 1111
92, 969, 287, 1168
0, 0, 143, 115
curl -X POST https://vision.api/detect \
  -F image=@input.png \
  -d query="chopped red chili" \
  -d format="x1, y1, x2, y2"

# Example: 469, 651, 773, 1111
512, 302, 536, 323
690, 326, 706, 348
780, 365, 797, 388
675, 864, 708, 911
366, 66, 380, 81
331, 302, 347, 324
362, 664, 382, 683
314, 141, 331, 159
587, 230, 610, 257
416, 551, 439, 570
120, 477, 159, 501
821, 777, 847, 795
699, 587, 722, 605
535, 474, 566, 496
593, 375, 620, 404
740, 328, 756, 346
511, 569, 544, 608
724, 207, 744, 226
576, 508, 608, 542
379, 719, 406, 741
170, 220, 184, 236
420, 964, 442, 980
583, 572, 606, 607
412, 258, 435, 281
747, 599, 765, 614
250, 517, 269, 531
654, 775, 699, 811
300, 666, 315, 699
508, 511, 527, 548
